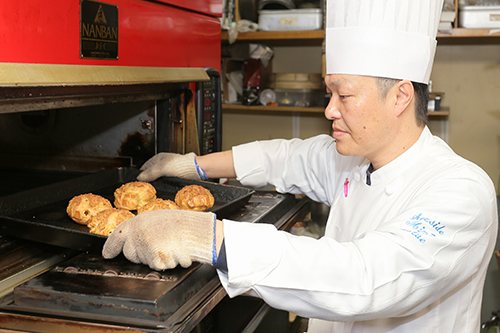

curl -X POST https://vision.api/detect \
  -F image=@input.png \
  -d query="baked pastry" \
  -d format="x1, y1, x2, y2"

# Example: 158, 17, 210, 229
67, 193, 113, 225
114, 181, 156, 210
88, 208, 135, 236
137, 198, 179, 214
175, 185, 214, 212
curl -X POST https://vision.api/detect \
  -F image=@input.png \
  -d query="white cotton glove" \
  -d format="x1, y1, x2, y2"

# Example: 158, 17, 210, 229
102, 209, 216, 270
137, 152, 201, 182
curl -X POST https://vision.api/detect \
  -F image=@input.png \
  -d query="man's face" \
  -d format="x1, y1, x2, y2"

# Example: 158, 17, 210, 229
324, 74, 396, 162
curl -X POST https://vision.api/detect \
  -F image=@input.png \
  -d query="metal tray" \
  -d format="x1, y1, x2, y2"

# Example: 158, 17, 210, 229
8, 253, 219, 329
0, 168, 254, 253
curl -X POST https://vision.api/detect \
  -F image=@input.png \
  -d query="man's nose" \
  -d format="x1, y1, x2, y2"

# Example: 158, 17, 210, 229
324, 95, 341, 120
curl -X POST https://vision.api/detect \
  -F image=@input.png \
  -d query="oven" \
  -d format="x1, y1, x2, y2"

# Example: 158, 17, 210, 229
0, 1, 312, 332
0, 66, 221, 174
0, 72, 310, 331
0, 69, 311, 333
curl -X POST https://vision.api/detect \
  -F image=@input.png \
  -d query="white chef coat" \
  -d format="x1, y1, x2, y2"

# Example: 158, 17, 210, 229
216, 126, 498, 332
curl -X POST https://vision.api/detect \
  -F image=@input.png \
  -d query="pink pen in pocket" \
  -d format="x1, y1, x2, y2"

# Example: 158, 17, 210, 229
344, 178, 349, 197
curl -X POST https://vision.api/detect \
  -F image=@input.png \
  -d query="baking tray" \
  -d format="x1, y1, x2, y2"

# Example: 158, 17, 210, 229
0, 168, 254, 253
7, 253, 219, 329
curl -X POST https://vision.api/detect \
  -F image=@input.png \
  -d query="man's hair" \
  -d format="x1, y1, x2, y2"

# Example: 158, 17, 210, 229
375, 77, 428, 126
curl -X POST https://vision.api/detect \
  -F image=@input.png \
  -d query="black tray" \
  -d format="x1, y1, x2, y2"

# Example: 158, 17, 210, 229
8, 253, 219, 329
0, 168, 254, 253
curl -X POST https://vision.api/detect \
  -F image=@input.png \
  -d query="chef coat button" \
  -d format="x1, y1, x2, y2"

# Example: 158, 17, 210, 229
385, 186, 394, 195
354, 173, 361, 182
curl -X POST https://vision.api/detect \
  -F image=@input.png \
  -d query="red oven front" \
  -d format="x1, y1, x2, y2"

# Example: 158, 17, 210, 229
0, 0, 221, 71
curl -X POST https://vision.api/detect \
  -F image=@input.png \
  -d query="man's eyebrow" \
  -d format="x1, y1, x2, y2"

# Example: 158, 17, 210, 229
326, 77, 349, 87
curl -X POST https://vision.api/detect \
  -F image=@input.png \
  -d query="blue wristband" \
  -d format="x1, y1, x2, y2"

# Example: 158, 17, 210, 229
194, 158, 209, 181
212, 214, 217, 265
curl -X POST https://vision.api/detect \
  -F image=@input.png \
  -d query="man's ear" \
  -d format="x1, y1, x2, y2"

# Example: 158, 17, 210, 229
394, 80, 414, 117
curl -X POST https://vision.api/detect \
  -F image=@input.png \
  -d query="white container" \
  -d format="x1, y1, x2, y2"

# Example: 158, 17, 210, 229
258, 9, 323, 31
459, 6, 500, 28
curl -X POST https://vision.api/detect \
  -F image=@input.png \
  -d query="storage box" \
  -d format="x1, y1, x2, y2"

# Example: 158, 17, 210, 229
258, 9, 323, 31
270, 73, 324, 90
459, 6, 500, 28
268, 73, 325, 107
274, 88, 324, 107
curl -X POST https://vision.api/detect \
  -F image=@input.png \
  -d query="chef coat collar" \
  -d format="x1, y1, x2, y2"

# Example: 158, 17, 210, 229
366, 163, 374, 186
366, 126, 431, 186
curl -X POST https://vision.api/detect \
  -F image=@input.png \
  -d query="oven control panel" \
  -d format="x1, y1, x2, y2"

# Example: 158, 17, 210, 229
196, 68, 222, 155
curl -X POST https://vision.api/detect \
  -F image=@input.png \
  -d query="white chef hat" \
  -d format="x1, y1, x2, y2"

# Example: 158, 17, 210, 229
325, 0, 444, 84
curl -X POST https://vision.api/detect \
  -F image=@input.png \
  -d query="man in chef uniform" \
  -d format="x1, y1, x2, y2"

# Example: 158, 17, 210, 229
103, 0, 499, 331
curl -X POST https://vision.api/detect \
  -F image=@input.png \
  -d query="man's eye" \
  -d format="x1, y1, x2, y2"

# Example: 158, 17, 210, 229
325, 92, 349, 100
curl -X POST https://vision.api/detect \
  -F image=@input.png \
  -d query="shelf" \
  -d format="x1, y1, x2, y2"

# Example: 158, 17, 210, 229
222, 28, 500, 45
438, 28, 500, 37
437, 28, 500, 44
223, 104, 450, 117
429, 107, 450, 117
221, 30, 325, 46
225, 28, 500, 41
223, 103, 324, 113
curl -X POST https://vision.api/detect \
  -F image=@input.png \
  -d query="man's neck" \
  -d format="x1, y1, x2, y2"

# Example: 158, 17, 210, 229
370, 125, 425, 171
